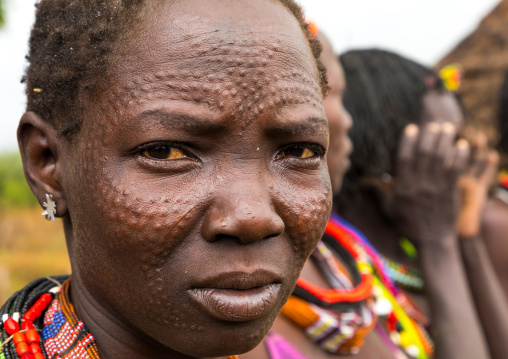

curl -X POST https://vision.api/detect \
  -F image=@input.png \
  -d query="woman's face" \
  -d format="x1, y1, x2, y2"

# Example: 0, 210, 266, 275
319, 34, 353, 194
60, 0, 331, 356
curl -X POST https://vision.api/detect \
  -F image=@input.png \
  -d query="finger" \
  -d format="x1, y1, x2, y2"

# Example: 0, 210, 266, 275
396, 124, 419, 181
436, 122, 457, 169
479, 150, 500, 187
451, 139, 471, 177
416, 122, 441, 175
469, 133, 488, 178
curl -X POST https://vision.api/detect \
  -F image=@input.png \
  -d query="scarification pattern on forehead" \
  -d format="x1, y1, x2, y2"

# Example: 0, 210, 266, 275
109, 36, 323, 126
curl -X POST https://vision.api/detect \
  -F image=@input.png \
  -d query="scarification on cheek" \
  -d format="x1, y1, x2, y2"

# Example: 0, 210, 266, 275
275, 181, 332, 277
68, 104, 215, 331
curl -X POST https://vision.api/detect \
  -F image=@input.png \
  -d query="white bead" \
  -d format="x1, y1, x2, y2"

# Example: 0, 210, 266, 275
12, 312, 20, 322
49, 286, 61, 294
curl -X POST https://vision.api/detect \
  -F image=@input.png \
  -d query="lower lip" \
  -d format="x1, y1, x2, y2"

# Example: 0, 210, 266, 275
188, 284, 282, 322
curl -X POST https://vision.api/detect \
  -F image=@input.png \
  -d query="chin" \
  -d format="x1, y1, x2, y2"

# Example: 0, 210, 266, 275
153, 311, 279, 358
169, 318, 274, 357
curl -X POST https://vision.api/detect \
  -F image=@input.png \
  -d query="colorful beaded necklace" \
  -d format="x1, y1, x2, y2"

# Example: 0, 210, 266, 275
331, 214, 433, 359
382, 256, 424, 292
1, 277, 239, 359
282, 220, 377, 355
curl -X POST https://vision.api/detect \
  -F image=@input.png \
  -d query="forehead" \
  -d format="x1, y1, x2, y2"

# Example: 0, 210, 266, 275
96, 0, 324, 126
115, 0, 318, 82
421, 91, 464, 129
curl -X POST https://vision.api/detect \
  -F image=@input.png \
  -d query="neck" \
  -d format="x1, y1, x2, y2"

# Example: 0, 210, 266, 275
338, 192, 402, 261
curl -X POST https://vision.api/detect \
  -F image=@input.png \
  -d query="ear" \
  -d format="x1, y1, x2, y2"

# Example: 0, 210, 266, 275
17, 111, 68, 218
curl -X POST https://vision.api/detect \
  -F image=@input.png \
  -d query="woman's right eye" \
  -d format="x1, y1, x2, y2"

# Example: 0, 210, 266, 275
141, 146, 187, 160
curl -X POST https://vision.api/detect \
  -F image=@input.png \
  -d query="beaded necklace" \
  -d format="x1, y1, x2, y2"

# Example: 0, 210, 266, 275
331, 214, 433, 359
282, 220, 377, 355
0, 277, 239, 359
382, 256, 424, 292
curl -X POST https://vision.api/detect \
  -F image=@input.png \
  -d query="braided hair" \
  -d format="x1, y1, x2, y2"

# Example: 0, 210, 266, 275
24, 0, 328, 140
337, 49, 444, 206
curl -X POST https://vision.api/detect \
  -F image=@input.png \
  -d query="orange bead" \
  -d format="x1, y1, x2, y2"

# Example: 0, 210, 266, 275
30, 342, 42, 354
34, 353, 45, 359
25, 329, 40, 344
12, 332, 27, 345
16, 341, 30, 356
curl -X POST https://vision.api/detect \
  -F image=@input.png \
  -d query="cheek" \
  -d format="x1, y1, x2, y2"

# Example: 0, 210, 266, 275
274, 172, 332, 274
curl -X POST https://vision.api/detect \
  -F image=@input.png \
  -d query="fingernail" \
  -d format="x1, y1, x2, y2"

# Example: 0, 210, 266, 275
457, 139, 469, 150
442, 122, 455, 133
405, 124, 419, 136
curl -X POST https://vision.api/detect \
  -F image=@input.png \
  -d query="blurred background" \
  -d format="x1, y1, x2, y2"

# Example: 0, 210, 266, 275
0, 0, 503, 302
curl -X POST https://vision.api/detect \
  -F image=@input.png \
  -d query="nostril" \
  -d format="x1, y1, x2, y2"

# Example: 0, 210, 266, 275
263, 232, 280, 241
214, 234, 239, 242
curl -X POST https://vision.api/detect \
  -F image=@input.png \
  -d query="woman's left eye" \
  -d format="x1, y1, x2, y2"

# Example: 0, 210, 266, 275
281, 145, 320, 159
141, 146, 187, 160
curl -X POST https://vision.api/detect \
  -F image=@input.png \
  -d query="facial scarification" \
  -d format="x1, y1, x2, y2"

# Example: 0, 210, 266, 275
61, 1, 332, 356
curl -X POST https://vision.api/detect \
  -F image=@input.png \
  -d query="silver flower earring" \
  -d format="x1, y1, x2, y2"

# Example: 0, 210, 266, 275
42, 193, 57, 222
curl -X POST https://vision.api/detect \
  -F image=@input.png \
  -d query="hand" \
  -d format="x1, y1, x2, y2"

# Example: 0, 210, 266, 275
388, 122, 469, 246
457, 133, 499, 238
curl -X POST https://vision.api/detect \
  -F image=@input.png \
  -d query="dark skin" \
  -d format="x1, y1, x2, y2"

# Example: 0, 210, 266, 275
319, 33, 353, 194
482, 199, 508, 301
457, 135, 508, 358
17, 1, 333, 358
244, 33, 394, 359
341, 92, 492, 359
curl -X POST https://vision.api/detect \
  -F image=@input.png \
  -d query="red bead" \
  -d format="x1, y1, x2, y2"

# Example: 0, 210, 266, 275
34, 353, 45, 359
40, 293, 53, 306
4, 318, 20, 335
21, 354, 35, 359
22, 320, 34, 331
12, 332, 27, 345
23, 310, 37, 322
16, 341, 30, 356
25, 329, 40, 344
29, 343, 41, 354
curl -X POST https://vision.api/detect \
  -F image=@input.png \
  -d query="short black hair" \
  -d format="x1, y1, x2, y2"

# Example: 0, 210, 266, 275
24, 0, 328, 140
337, 49, 443, 205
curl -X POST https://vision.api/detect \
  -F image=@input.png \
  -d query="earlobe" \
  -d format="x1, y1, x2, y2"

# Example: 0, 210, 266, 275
17, 111, 68, 218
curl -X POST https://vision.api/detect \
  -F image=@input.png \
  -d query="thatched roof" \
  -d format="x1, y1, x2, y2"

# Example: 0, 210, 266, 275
436, 0, 507, 145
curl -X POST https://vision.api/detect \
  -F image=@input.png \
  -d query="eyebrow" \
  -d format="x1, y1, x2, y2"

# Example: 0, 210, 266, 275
131, 109, 228, 136
264, 117, 329, 138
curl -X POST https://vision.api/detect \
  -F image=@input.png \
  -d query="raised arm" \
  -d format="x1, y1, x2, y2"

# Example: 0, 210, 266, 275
457, 135, 508, 359
391, 123, 489, 359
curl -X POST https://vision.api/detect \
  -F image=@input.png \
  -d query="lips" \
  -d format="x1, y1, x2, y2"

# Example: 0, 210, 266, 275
188, 271, 282, 322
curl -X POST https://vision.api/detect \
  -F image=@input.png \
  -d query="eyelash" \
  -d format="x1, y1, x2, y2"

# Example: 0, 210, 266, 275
133, 141, 325, 171
277, 143, 326, 160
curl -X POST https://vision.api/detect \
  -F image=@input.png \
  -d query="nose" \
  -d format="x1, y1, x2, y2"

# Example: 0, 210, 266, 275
201, 177, 285, 245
